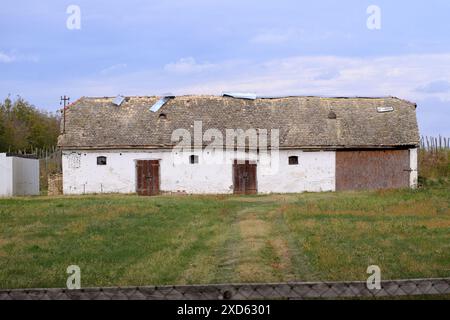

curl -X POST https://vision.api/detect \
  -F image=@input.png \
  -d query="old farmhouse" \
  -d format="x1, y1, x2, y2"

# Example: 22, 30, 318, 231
57, 95, 419, 195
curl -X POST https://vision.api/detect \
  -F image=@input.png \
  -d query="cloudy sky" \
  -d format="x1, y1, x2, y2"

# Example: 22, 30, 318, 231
1, 0, 449, 136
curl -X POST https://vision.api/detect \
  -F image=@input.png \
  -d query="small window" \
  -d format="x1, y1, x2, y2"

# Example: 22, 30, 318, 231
288, 156, 298, 165
97, 156, 107, 165
189, 155, 199, 164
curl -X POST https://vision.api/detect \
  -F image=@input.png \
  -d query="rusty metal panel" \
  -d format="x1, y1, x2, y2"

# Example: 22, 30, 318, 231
336, 149, 410, 191
233, 160, 257, 195
136, 160, 160, 196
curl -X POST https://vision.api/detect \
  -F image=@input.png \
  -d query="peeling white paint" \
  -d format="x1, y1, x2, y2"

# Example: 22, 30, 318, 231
258, 151, 335, 193
409, 148, 418, 188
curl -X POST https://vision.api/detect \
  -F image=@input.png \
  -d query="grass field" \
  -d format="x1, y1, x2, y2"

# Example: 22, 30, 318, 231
0, 186, 449, 289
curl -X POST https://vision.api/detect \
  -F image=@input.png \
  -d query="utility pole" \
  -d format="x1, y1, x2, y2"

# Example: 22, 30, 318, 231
60, 95, 70, 133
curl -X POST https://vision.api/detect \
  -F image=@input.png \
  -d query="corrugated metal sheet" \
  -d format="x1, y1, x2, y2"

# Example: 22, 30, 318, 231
222, 92, 257, 100
149, 95, 174, 112
113, 95, 125, 106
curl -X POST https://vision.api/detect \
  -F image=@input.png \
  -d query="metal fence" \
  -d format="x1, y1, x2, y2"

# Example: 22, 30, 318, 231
1, 278, 449, 300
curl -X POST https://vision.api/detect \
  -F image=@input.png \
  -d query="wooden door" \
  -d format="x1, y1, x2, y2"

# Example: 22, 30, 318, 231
233, 160, 257, 194
336, 149, 410, 191
136, 160, 160, 196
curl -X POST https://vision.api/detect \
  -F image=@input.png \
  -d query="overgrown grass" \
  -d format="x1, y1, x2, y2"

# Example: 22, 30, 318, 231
419, 149, 450, 186
0, 186, 449, 289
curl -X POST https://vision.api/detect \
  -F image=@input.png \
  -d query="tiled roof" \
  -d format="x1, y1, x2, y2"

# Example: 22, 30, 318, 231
58, 95, 419, 149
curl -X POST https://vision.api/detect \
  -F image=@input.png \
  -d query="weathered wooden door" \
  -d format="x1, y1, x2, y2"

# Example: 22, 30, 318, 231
136, 160, 160, 196
233, 160, 257, 194
336, 150, 410, 191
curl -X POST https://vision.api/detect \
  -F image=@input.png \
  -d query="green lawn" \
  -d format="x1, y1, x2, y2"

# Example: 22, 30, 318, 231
0, 187, 449, 289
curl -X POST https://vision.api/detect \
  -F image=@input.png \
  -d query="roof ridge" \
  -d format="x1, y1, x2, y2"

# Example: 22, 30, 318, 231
75, 94, 410, 101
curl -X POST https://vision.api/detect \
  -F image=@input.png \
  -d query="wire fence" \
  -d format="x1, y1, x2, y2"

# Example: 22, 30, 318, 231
39, 148, 62, 191
0, 278, 449, 300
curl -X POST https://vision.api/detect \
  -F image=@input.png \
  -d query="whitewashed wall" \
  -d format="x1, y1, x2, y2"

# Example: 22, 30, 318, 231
258, 151, 335, 193
62, 149, 336, 195
0, 154, 40, 197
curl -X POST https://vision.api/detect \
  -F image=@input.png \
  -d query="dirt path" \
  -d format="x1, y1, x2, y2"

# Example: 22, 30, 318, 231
218, 196, 311, 283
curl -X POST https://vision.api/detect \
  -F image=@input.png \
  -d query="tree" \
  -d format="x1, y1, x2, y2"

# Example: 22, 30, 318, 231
0, 108, 7, 151
0, 96, 60, 153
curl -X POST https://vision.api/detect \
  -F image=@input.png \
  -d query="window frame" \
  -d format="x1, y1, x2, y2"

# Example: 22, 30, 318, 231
288, 156, 299, 165
97, 156, 107, 166
189, 155, 199, 164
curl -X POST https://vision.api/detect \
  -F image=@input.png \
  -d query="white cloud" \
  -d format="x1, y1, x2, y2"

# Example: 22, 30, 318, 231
313, 69, 341, 81
0, 52, 16, 63
416, 80, 450, 94
164, 57, 216, 74
174, 54, 450, 103
250, 28, 304, 45
0, 51, 39, 63
7, 53, 450, 136
33, 53, 450, 106
42, 53, 450, 109
100, 63, 128, 75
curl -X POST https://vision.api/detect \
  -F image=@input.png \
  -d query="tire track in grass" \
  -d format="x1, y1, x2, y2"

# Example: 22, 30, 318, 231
269, 204, 320, 281
213, 209, 243, 284
176, 208, 238, 285
236, 209, 274, 282
219, 196, 306, 283
175, 201, 241, 285
214, 205, 276, 283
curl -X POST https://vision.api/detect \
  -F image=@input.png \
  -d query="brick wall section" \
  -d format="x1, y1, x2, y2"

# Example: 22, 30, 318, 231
47, 173, 62, 196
